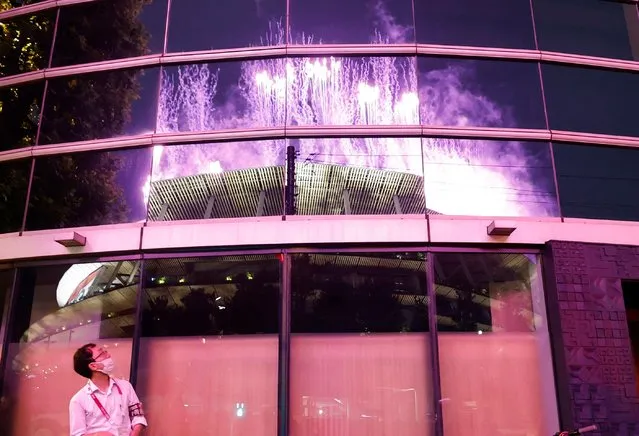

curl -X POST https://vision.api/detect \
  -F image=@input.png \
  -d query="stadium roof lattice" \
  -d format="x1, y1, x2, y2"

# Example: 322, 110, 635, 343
148, 163, 439, 221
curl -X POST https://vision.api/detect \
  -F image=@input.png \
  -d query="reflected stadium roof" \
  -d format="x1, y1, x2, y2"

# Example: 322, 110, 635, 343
148, 163, 439, 221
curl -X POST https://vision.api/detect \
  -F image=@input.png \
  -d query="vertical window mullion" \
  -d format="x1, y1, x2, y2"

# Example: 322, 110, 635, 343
0, 268, 19, 396
278, 250, 292, 436
426, 251, 444, 436
128, 259, 146, 388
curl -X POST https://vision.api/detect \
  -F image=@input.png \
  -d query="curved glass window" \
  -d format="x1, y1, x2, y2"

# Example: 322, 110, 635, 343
38, 68, 160, 145
0, 249, 561, 436
289, 0, 414, 44
26, 148, 152, 231
147, 140, 285, 221
137, 255, 280, 436
533, 0, 639, 60
415, 0, 535, 49
167, 0, 285, 52
0, 81, 45, 152
543, 64, 639, 137
0, 82, 44, 151
0, 0, 47, 11
418, 57, 546, 129
288, 137, 424, 216
291, 251, 433, 436
285, 56, 418, 127
0, 158, 31, 234
423, 138, 558, 217
433, 252, 558, 435
158, 61, 284, 133
0, 262, 138, 436
0, 9, 56, 77
554, 142, 639, 222
50, 0, 168, 67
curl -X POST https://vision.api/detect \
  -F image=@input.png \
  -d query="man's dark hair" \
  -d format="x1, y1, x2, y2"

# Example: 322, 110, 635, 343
73, 343, 96, 378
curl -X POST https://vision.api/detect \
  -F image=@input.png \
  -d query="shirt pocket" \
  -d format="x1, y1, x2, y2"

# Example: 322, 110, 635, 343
85, 397, 105, 420
112, 397, 128, 425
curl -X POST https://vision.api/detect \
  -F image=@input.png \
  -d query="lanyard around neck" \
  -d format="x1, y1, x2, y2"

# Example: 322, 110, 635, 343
90, 382, 122, 420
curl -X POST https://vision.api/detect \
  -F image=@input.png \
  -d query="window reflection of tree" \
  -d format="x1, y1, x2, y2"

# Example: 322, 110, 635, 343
0, 159, 31, 233
434, 253, 535, 333
27, 153, 130, 230
292, 253, 429, 334
0, 1, 53, 146
0, 0, 152, 231
142, 261, 279, 337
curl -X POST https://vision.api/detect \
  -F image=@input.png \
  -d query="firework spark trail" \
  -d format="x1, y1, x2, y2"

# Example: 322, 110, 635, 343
148, 5, 559, 217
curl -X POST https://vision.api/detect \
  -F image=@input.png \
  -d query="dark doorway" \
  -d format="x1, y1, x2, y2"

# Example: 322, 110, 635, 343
622, 280, 639, 396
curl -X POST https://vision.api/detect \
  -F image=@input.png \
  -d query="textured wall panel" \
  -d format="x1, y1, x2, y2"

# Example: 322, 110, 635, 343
546, 241, 639, 436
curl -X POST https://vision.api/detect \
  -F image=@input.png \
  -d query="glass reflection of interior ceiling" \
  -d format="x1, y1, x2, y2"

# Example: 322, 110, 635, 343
22, 254, 533, 344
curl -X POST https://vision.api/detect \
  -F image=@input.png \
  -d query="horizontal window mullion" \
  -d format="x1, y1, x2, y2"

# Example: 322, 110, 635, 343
4, 127, 639, 164
6, 45, 639, 90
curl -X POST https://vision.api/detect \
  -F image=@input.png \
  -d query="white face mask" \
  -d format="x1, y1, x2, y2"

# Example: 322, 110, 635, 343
97, 357, 115, 375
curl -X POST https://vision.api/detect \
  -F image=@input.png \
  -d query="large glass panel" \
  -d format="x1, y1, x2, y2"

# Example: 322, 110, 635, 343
414, 0, 535, 49
26, 148, 152, 231
136, 255, 280, 436
51, 0, 168, 67
423, 138, 558, 217
0, 81, 45, 151
159, 56, 540, 132
147, 140, 285, 221
290, 252, 433, 436
0, 268, 14, 363
289, 0, 414, 44
0, 158, 31, 234
166, 0, 285, 52
542, 64, 639, 137
554, 142, 639, 222
418, 57, 546, 129
0, 9, 56, 77
38, 67, 160, 145
533, 0, 639, 60
0, 261, 139, 435
433, 252, 558, 436
288, 137, 425, 216
158, 61, 285, 133
285, 56, 418, 127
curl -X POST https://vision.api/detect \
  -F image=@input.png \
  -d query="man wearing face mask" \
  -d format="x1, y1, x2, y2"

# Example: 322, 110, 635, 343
69, 343, 147, 436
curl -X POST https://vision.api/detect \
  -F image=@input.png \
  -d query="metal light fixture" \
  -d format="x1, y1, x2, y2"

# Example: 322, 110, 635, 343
54, 232, 87, 247
486, 221, 517, 237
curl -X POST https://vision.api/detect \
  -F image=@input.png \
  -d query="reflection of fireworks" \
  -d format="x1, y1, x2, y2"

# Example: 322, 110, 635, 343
150, 12, 558, 217
422, 139, 550, 216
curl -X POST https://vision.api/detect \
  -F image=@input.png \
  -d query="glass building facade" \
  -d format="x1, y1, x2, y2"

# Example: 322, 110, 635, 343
1, 0, 639, 434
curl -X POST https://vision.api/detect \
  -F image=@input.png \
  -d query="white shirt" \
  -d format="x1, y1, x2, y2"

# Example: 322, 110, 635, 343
69, 377, 148, 436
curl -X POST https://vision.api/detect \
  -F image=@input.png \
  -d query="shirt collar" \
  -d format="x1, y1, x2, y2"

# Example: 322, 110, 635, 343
86, 377, 115, 394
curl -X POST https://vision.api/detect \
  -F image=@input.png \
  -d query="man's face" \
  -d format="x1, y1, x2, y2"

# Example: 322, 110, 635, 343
88, 345, 111, 372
